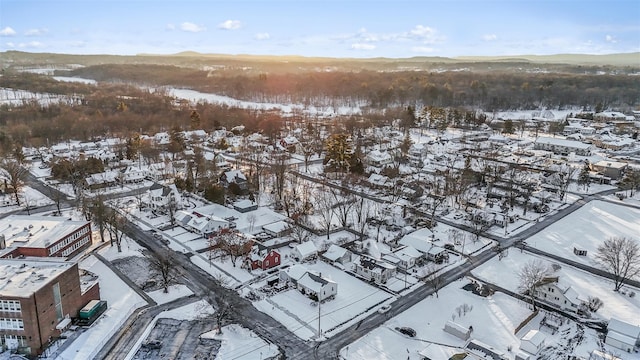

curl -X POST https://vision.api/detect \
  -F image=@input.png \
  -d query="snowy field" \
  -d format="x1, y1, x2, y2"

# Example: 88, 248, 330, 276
472, 250, 640, 322
201, 324, 279, 360
0, 185, 54, 215
342, 284, 531, 360
253, 260, 393, 340
526, 200, 640, 269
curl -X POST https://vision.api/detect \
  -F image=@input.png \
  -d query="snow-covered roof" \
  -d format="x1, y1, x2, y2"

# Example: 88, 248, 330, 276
295, 241, 318, 258
323, 244, 349, 261
521, 329, 545, 347
224, 170, 247, 181
608, 318, 640, 339
0, 215, 88, 254
535, 137, 592, 149
281, 264, 308, 281
0, 257, 74, 297
298, 272, 335, 293
262, 220, 290, 235
593, 160, 628, 169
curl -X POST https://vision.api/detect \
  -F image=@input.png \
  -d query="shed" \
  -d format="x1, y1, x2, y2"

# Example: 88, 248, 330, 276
443, 320, 471, 340
605, 318, 640, 353
520, 329, 546, 355
322, 244, 352, 264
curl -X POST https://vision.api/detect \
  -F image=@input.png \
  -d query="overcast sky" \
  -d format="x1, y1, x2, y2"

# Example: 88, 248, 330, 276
1, 0, 639, 58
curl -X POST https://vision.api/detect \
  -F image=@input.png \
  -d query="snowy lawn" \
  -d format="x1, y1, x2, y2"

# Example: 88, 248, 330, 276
200, 324, 279, 360
253, 261, 393, 340
472, 250, 640, 322
526, 200, 640, 271
342, 284, 531, 360
98, 237, 146, 261
59, 255, 147, 360
147, 284, 194, 304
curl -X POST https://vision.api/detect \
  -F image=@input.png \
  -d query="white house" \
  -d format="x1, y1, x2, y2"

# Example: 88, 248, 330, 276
605, 318, 640, 353
293, 241, 318, 261
352, 255, 396, 284
322, 244, 352, 265
381, 245, 422, 270
520, 329, 546, 355
175, 211, 229, 237
297, 272, 337, 301
366, 150, 393, 168
533, 276, 582, 313
145, 183, 182, 211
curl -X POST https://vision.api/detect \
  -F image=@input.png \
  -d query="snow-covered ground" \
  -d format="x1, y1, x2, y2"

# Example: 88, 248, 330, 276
201, 324, 279, 360
526, 200, 640, 269
472, 250, 640, 323
342, 283, 530, 360
168, 87, 362, 117
0, 185, 54, 215
147, 285, 194, 304
253, 260, 393, 340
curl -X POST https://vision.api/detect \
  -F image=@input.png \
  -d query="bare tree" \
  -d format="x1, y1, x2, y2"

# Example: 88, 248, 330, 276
595, 237, 640, 291
105, 207, 127, 252
315, 185, 336, 239
517, 259, 551, 310
213, 232, 252, 267
289, 224, 312, 243
1, 159, 26, 206
198, 288, 235, 335
424, 264, 443, 298
148, 249, 178, 293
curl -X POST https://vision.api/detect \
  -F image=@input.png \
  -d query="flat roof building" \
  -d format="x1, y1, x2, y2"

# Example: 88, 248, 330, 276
0, 215, 92, 259
0, 257, 100, 356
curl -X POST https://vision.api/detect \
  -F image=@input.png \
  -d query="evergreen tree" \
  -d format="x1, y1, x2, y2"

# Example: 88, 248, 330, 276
578, 161, 591, 191
324, 133, 352, 173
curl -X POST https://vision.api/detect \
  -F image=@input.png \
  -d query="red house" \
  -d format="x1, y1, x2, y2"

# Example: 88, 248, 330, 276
244, 246, 281, 271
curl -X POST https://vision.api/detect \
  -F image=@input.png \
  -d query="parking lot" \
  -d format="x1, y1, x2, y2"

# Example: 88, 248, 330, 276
134, 318, 220, 360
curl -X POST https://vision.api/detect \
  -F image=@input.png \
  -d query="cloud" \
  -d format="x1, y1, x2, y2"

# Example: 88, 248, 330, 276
166, 23, 176, 31
25, 28, 47, 36
18, 41, 44, 48
482, 34, 497, 41
351, 43, 376, 50
411, 46, 435, 53
218, 20, 241, 30
180, 22, 206, 33
5, 42, 14, 47
407, 25, 439, 43
0, 27, 16, 36
255, 32, 270, 40
605, 35, 617, 43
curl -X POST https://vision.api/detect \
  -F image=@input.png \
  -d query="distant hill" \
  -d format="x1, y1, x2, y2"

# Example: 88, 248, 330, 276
2, 50, 639, 72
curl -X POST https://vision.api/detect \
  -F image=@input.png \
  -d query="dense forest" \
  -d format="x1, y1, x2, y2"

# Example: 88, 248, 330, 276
60, 64, 640, 111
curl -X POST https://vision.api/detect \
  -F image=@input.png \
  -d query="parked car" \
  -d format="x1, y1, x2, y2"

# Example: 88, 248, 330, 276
142, 340, 162, 349
395, 327, 416, 337
444, 243, 455, 251
378, 304, 392, 314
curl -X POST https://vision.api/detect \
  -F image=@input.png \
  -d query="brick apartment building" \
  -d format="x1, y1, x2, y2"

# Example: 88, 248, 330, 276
0, 215, 92, 259
0, 257, 100, 356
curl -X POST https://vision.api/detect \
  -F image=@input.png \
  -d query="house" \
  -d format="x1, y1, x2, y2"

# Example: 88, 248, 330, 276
366, 150, 393, 168
533, 276, 582, 313
279, 264, 309, 285
398, 228, 437, 259
418, 344, 464, 360
322, 244, 352, 265
408, 143, 428, 165
589, 350, 622, 360
595, 111, 627, 122
0, 215, 92, 259
534, 137, 592, 156
0, 258, 100, 357
381, 245, 422, 269
233, 199, 258, 213
352, 255, 396, 284
175, 211, 230, 237
426, 246, 448, 263
244, 245, 280, 271
293, 241, 318, 261
83, 170, 119, 189
119, 166, 146, 184
297, 271, 337, 301
145, 183, 182, 211
591, 160, 628, 180
220, 170, 248, 192
262, 220, 292, 238
520, 329, 546, 355
605, 318, 640, 353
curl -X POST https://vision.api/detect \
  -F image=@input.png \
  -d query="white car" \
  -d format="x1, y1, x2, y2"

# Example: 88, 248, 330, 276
378, 304, 392, 314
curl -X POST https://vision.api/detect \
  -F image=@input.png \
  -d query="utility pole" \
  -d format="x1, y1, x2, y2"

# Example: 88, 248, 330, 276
317, 297, 321, 339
